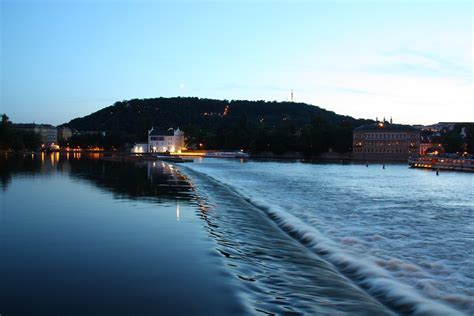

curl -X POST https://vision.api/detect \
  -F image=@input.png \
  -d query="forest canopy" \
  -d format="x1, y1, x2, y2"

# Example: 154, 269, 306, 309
64, 97, 372, 154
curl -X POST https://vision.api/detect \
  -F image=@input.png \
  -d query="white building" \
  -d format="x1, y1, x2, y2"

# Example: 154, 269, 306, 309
148, 128, 185, 153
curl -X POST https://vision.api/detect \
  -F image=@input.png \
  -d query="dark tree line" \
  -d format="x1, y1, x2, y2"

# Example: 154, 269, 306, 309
0, 114, 41, 151
60, 131, 134, 150
64, 97, 371, 154
443, 123, 474, 154
183, 114, 354, 155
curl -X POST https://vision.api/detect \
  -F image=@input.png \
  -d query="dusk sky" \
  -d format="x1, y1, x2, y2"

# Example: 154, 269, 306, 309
1, 0, 472, 126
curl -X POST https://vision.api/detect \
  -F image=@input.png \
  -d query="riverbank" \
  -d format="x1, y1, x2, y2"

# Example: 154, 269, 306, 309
5, 150, 474, 171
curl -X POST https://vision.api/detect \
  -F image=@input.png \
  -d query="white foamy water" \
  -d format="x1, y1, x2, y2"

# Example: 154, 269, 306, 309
184, 159, 474, 314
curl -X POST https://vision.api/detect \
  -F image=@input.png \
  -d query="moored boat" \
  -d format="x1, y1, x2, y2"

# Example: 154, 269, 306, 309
409, 156, 474, 172
156, 155, 193, 163
204, 151, 250, 158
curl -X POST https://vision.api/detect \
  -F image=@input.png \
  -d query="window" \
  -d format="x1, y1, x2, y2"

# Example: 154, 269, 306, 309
150, 136, 165, 141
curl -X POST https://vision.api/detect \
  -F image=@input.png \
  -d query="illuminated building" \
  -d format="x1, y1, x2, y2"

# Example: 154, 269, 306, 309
148, 127, 185, 153
352, 119, 420, 161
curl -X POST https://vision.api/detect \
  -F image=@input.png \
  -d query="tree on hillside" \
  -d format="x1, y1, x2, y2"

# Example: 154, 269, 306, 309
63, 97, 374, 155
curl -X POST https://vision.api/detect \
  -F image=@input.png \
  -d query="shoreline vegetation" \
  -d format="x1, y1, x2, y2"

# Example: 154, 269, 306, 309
2, 98, 473, 159
62, 97, 371, 156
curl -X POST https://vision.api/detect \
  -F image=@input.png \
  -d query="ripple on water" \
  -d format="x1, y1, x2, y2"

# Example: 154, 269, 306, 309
182, 161, 473, 315
185, 168, 393, 315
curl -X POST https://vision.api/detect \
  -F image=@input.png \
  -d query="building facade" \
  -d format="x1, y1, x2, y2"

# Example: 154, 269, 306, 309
14, 124, 58, 145
148, 128, 185, 153
57, 127, 73, 141
352, 121, 420, 161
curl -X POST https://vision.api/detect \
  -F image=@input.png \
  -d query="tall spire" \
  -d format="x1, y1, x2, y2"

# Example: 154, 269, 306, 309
290, 89, 294, 102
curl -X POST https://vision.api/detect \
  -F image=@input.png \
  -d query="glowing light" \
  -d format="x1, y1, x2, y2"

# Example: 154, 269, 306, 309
176, 202, 180, 221
223, 105, 230, 116
170, 151, 205, 157
50, 144, 60, 151
84, 146, 104, 152
132, 145, 145, 153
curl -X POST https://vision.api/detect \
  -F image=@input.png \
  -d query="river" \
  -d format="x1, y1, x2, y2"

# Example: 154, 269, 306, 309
1, 154, 472, 315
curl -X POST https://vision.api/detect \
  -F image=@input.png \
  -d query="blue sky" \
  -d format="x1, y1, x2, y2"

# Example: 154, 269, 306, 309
1, 0, 472, 125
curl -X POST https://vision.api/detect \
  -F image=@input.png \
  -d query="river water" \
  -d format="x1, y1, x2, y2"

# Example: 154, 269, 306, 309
1, 154, 244, 315
1, 154, 472, 315
182, 158, 473, 315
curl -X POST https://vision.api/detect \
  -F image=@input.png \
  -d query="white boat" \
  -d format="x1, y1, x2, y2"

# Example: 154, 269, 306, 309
205, 151, 250, 158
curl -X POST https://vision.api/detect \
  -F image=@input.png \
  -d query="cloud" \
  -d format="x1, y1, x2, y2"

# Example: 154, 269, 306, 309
300, 70, 473, 124
343, 49, 472, 80
227, 49, 473, 125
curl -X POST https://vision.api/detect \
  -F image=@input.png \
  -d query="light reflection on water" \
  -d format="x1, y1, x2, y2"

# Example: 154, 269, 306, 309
0, 154, 244, 315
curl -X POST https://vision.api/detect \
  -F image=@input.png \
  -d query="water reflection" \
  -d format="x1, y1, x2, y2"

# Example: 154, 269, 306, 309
1, 154, 194, 203
1, 154, 243, 315
1, 155, 43, 190
176, 201, 180, 221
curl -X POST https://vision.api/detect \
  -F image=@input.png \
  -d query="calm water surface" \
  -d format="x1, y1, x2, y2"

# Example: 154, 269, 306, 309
1, 154, 473, 315
1, 154, 244, 315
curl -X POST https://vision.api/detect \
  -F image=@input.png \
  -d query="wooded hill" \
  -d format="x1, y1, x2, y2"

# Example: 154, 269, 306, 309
64, 97, 373, 154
